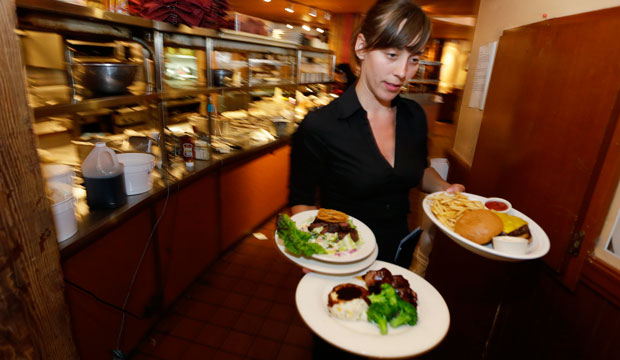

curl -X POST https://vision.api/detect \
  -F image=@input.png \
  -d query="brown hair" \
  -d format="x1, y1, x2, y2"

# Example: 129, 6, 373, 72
352, 0, 431, 62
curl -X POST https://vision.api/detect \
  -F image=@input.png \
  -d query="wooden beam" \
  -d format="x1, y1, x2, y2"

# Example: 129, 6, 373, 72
0, 1, 78, 359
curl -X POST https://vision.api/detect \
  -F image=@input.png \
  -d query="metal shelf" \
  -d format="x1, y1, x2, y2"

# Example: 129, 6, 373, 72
32, 93, 159, 118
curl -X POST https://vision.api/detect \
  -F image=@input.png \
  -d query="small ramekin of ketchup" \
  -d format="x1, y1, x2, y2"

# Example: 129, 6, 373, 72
485, 197, 512, 213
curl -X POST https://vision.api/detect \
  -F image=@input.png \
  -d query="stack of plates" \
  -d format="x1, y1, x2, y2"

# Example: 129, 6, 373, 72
274, 210, 378, 275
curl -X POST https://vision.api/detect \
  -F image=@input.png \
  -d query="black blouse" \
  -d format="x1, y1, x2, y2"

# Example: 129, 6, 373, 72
289, 86, 429, 224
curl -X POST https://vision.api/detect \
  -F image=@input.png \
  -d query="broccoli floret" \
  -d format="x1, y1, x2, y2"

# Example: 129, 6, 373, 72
367, 302, 390, 335
389, 300, 418, 328
366, 283, 418, 334
276, 214, 326, 257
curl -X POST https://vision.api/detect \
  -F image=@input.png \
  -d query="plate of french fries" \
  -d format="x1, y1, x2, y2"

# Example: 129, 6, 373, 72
423, 192, 550, 261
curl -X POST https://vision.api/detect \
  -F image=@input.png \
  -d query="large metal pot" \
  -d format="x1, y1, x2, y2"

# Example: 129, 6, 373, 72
71, 63, 139, 96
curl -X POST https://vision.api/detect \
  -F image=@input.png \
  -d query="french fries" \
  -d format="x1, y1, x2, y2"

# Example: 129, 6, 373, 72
427, 192, 484, 230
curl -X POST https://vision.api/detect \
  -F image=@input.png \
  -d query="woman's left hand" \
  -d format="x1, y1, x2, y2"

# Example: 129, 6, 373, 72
444, 183, 465, 194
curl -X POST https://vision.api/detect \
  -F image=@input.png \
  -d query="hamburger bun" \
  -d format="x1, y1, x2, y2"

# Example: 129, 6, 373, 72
454, 209, 504, 245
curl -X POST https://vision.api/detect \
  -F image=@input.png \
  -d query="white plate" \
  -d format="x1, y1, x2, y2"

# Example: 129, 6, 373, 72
423, 192, 551, 262
296, 261, 450, 358
276, 210, 377, 264
276, 240, 378, 275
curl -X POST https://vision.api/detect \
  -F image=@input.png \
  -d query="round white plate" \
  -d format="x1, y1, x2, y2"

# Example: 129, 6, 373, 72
276, 210, 377, 264
423, 192, 551, 262
296, 261, 450, 358
276, 239, 378, 275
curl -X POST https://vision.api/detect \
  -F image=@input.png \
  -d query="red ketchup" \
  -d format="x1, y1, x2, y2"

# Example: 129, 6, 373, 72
485, 200, 509, 211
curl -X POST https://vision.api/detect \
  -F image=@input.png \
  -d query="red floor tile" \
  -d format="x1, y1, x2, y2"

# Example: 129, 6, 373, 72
209, 307, 242, 327
180, 343, 217, 359
277, 344, 313, 360
223, 291, 251, 311
212, 350, 246, 360
233, 312, 265, 335
194, 323, 229, 348
156, 314, 204, 341
284, 324, 314, 348
258, 318, 289, 341
138, 333, 193, 359
247, 337, 282, 360
189, 285, 229, 305
243, 297, 273, 316
130, 352, 161, 360
219, 330, 254, 356
267, 303, 296, 323
173, 299, 219, 322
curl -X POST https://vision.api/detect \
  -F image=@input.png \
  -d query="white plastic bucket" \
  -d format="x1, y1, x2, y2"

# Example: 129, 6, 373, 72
42, 164, 74, 186
430, 158, 450, 181
117, 153, 155, 195
48, 182, 77, 241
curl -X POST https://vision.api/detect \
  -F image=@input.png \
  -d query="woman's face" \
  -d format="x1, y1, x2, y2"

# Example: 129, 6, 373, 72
357, 41, 421, 104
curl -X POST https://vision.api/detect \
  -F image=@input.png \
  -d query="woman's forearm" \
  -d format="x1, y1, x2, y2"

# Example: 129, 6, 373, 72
421, 167, 465, 194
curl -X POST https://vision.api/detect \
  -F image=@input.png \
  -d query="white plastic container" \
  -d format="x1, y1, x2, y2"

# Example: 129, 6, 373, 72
47, 182, 77, 242
42, 164, 74, 186
194, 140, 210, 160
117, 153, 155, 195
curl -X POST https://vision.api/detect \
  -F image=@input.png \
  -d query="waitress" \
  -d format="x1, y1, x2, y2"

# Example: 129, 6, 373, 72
288, 0, 464, 262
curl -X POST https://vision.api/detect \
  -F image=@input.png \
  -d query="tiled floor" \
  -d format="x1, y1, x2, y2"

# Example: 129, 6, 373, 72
132, 211, 364, 360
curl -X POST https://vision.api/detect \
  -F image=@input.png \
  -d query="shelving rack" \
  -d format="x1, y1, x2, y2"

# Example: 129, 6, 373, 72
17, 0, 335, 154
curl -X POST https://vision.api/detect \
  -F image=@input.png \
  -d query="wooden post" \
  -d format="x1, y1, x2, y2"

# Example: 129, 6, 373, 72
0, 1, 78, 359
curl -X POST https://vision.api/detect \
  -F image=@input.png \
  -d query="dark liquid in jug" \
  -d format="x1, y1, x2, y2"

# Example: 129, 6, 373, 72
84, 173, 127, 209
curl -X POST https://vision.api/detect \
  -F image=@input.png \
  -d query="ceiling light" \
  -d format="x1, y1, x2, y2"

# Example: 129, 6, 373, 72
324, 12, 331, 20
285, 3, 294, 13
316, 27, 324, 33
302, 24, 311, 31
309, 8, 317, 17
286, 24, 294, 29
263, 0, 271, 2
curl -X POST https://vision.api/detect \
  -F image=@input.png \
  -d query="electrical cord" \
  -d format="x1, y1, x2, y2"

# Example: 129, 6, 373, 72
112, 172, 171, 360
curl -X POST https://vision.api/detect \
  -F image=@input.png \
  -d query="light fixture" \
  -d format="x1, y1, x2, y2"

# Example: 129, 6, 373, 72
324, 12, 331, 20
309, 8, 317, 17
286, 24, 294, 29
316, 27, 324, 33
263, 0, 271, 2
285, 2, 294, 13
302, 24, 311, 31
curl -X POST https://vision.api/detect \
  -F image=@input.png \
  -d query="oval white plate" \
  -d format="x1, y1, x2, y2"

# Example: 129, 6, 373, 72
423, 192, 551, 262
296, 261, 450, 358
276, 239, 378, 275
276, 210, 377, 264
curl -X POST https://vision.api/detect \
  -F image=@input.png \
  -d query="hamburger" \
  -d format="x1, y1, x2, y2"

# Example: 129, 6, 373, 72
454, 209, 504, 245
496, 213, 531, 241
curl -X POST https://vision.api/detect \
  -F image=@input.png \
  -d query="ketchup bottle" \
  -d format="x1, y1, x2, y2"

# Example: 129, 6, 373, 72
181, 134, 195, 169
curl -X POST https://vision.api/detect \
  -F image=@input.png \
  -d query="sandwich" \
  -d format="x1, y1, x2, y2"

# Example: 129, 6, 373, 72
496, 213, 531, 241
454, 209, 504, 245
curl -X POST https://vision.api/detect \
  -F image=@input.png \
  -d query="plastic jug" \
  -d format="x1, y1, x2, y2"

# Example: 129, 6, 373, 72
81, 142, 127, 209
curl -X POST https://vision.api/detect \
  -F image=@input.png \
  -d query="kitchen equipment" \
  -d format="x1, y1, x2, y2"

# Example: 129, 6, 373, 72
71, 62, 138, 95
194, 140, 210, 160
42, 164, 74, 185
47, 182, 77, 242
211, 69, 233, 87
272, 118, 289, 137
81, 142, 127, 208
117, 153, 155, 195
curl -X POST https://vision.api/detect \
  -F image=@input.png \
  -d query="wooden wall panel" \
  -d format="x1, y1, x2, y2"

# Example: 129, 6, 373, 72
220, 146, 291, 250
155, 174, 220, 307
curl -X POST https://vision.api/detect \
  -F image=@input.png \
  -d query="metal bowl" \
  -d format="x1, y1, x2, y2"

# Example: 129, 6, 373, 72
71, 63, 139, 96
